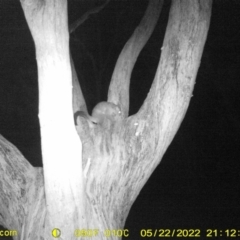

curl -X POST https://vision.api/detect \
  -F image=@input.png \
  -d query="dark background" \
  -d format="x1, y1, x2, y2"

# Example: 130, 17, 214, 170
1, 0, 240, 239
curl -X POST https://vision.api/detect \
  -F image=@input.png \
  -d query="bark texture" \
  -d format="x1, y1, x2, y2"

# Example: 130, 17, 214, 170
0, 0, 212, 239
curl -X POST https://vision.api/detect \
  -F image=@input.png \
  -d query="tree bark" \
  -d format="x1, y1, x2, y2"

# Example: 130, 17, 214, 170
108, 0, 164, 117
20, 0, 86, 238
0, 0, 212, 239
76, 0, 212, 231
0, 134, 45, 240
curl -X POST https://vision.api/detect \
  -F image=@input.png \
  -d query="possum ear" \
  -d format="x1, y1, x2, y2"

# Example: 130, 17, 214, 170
74, 111, 97, 126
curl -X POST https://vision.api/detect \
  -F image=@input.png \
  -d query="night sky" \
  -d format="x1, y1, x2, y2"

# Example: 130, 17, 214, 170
1, 0, 240, 239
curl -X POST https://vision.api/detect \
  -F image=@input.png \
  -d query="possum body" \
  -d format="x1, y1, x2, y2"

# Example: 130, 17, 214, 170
74, 102, 122, 126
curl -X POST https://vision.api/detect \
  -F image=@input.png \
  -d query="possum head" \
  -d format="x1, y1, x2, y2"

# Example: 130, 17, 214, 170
91, 102, 122, 126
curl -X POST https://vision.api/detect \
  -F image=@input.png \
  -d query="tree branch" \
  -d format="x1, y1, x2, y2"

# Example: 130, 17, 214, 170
113, 0, 212, 224
0, 135, 36, 232
71, 55, 88, 113
70, 0, 110, 33
108, 0, 163, 117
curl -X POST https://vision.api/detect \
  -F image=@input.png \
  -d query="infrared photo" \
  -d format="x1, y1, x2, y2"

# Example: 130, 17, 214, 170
0, 0, 240, 239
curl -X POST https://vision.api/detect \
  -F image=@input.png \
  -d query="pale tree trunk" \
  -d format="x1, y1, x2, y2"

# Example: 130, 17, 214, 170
0, 1, 212, 240
20, 0, 86, 238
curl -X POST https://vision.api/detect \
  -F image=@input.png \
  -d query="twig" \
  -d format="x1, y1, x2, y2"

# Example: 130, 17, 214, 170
70, 0, 110, 33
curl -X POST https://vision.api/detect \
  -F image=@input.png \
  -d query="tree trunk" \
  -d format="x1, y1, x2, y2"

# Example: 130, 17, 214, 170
20, 0, 86, 238
0, 0, 212, 239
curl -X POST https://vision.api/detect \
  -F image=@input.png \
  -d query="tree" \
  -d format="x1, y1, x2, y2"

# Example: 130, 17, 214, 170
0, 0, 212, 239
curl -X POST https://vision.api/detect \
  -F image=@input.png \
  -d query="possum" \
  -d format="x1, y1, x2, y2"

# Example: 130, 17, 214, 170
74, 102, 122, 127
